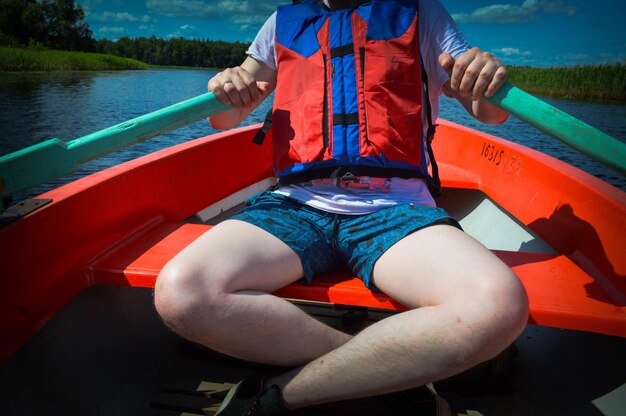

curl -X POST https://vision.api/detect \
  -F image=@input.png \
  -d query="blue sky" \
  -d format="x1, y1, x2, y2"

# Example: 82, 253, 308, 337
81, 0, 626, 67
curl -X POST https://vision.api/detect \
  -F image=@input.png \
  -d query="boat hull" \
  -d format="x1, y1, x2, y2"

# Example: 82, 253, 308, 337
1, 120, 625, 362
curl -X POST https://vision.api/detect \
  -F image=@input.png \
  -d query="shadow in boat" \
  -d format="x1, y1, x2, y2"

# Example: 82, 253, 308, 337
527, 204, 626, 307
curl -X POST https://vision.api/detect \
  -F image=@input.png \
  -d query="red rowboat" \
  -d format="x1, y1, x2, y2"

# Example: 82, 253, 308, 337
0, 118, 624, 414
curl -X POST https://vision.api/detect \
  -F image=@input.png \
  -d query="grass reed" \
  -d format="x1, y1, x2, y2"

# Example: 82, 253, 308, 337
0, 47, 148, 71
508, 64, 625, 102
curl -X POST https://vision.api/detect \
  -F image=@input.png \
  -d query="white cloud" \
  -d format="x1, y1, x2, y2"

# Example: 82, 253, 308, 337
598, 52, 626, 63
231, 14, 273, 26
494, 47, 532, 56
146, 0, 280, 27
167, 24, 199, 39
98, 26, 127, 35
452, 0, 577, 24
89, 11, 152, 23
557, 53, 591, 64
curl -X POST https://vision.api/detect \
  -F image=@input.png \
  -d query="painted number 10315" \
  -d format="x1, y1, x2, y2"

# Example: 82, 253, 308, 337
480, 142, 523, 174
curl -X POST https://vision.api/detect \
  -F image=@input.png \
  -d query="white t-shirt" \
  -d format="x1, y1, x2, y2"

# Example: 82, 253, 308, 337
247, 0, 470, 214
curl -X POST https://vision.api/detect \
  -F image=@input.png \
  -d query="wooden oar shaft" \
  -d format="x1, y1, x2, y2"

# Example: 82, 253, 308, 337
485, 83, 626, 175
0, 93, 231, 203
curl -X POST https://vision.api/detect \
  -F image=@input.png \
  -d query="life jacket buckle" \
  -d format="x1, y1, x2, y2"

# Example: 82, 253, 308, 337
339, 172, 359, 182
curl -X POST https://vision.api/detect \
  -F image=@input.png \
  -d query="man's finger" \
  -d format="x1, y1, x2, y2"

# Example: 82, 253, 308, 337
239, 68, 259, 103
223, 80, 245, 107
438, 52, 454, 70
458, 57, 483, 97
208, 77, 230, 106
228, 73, 254, 106
471, 61, 498, 101
450, 51, 474, 91
485, 65, 508, 97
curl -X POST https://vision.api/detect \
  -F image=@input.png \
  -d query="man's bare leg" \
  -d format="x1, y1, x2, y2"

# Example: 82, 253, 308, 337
155, 219, 352, 366
156, 220, 528, 409
267, 225, 528, 409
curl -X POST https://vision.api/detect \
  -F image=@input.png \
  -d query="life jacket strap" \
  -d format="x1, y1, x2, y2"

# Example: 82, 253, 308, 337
252, 106, 360, 147
421, 58, 442, 197
277, 166, 425, 187
333, 113, 359, 126
252, 109, 274, 145
330, 43, 354, 58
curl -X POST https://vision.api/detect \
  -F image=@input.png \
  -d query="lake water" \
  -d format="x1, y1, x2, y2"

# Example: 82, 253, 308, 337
1, 68, 624, 203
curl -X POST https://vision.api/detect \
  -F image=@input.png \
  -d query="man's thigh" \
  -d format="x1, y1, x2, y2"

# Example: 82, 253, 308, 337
372, 224, 517, 309
230, 191, 341, 282
162, 219, 305, 294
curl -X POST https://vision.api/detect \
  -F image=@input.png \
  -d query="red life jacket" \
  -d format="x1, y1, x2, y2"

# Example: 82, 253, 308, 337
269, 0, 438, 191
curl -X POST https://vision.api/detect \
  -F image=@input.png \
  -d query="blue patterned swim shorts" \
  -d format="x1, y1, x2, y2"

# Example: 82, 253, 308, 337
230, 191, 460, 289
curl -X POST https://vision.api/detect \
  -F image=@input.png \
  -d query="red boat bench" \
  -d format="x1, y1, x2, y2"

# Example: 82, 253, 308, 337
88, 221, 626, 338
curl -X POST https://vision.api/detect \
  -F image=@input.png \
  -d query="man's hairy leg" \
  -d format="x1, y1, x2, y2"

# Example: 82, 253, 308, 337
268, 225, 529, 409
154, 219, 352, 366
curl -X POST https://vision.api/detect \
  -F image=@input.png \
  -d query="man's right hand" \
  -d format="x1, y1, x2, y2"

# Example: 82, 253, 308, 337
208, 65, 271, 109
207, 57, 276, 130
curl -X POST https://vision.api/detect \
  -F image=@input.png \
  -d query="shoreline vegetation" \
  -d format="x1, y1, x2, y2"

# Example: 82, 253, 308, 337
508, 64, 625, 103
94, 36, 251, 69
0, 47, 147, 71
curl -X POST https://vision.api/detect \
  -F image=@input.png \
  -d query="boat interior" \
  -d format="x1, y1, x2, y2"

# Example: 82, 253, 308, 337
1, 121, 625, 415
1, 182, 624, 415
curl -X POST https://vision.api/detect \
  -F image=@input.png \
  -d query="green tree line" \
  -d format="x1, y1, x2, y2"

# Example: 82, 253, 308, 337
95, 36, 250, 69
0, 0, 249, 68
0, 0, 95, 51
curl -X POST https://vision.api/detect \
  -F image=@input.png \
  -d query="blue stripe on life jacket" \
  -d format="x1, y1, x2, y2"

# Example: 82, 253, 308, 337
363, 0, 417, 40
275, 0, 327, 59
329, 7, 358, 165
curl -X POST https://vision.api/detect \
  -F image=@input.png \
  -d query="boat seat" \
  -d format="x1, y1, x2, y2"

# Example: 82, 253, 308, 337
88, 222, 626, 337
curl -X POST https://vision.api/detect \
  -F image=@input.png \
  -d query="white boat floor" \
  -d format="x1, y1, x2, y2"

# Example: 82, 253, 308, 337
0, 286, 624, 415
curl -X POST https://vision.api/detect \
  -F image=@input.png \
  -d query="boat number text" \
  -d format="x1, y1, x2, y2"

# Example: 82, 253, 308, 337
480, 142, 523, 174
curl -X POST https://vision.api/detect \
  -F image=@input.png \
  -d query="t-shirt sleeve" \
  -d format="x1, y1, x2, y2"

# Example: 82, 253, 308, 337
246, 12, 277, 70
419, 0, 471, 96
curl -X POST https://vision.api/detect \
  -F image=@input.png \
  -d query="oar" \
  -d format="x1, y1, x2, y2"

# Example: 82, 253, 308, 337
482, 82, 626, 175
0, 92, 231, 210
1, 79, 624, 212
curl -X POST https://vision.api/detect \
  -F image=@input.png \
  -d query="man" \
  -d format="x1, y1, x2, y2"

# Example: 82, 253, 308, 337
154, 0, 529, 414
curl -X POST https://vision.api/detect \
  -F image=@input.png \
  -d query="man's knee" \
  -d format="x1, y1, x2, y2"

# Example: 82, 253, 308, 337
458, 268, 528, 360
492, 268, 527, 322
154, 259, 222, 335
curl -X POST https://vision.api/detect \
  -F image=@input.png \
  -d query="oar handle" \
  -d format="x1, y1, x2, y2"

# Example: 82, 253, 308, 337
0, 92, 232, 205
484, 83, 626, 175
